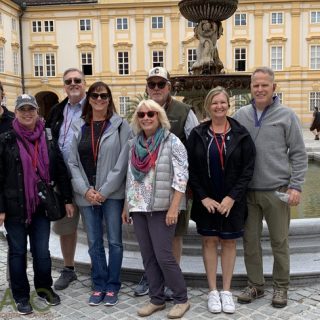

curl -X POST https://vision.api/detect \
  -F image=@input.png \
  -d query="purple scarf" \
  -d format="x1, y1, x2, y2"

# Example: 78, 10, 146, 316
12, 118, 50, 223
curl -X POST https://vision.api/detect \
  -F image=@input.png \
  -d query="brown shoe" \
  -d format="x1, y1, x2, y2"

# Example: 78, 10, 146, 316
137, 302, 165, 317
272, 288, 287, 308
237, 286, 265, 304
167, 302, 190, 319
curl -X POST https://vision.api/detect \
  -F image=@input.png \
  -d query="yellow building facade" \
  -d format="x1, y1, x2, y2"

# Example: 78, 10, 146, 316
0, 0, 320, 125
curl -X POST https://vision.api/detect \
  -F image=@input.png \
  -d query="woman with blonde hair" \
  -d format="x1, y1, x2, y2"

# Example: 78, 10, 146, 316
123, 99, 190, 319
187, 87, 255, 314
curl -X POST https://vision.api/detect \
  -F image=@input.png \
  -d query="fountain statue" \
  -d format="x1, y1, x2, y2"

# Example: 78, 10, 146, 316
171, 0, 250, 118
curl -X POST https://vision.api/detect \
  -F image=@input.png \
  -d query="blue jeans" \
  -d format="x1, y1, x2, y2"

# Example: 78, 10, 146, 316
80, 199, 124, 292
5, 212, 52, 303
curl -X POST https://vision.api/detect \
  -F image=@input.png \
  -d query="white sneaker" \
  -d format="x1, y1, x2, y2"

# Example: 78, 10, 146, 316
220, 291, 235, 314
207, 290, 221, 313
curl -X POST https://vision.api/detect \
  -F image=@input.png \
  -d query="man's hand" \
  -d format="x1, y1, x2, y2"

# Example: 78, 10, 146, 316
287, 189, 301, 206
65, 204, 75, 218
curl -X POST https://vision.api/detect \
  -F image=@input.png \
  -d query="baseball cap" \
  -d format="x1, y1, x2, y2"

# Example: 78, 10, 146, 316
15, 94, 39, 110
147, 67, 170, 81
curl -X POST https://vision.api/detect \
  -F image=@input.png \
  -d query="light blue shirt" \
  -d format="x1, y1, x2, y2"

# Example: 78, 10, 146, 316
58, 97, 85, 164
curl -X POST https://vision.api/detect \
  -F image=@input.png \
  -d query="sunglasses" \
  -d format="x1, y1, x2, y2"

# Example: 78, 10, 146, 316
89, 93, 110, 100
147, 81, 167, 90
64, 77, 83, 85
137, 111, 158, 119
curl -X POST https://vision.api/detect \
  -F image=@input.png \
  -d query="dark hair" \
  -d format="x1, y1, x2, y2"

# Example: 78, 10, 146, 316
82, 81, 116, 123
0, 81, 3, 97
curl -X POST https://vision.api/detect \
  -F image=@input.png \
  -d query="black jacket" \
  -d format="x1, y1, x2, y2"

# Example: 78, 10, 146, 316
0, 106, 14, 134
0, 129, 73, 223
186, 117, 256, 231
45, 97, 69, 140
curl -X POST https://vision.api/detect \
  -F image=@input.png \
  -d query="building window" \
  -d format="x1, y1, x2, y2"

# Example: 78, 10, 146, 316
0, 13, 2, 25
271, 46, 283, 71
0, 48, 4, 73
81, 52, 93, 75
275, 92, 283, 104
234, 48, 246, 71
310, 92, 320, 111
188, 20, 197, 28
12, 18, 17, 31
13, 52, 19, 75
33, 53, 44, 76
311, 11, 320, 24
234, 13, 246, 26
271, 12, 283, 24
152, 50, 164, 68
32, 21, 42, 32
33, 53, 56, 77
151, 16, 163, 29
187, 48, 197, 72
116, 18, 128, 30
45, 53, 56, 76
311, 45, 320, 69
234, 94, 249, 111
119, 96, 130, 116
118, 51, 129, 75
80, 19, 91, 31
44, 20, 54, 32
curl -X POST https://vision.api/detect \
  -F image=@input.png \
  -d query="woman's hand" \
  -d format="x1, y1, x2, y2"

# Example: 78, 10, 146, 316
201, 197, 220, 213
65, 204, 75, 218
218, 196, 235, 217
0, 213, 5, 226
165, 206, 179, 226
122, 209, 132, 224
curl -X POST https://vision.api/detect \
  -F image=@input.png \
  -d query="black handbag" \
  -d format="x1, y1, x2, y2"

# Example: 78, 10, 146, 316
37, 180, 66, 221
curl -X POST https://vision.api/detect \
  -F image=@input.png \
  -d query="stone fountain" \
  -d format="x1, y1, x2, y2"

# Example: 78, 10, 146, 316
171, 0, 251, 118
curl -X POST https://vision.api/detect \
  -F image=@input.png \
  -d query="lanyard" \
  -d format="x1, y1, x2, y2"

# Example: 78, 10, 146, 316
62, 105, 73, 147
91, 119, 106, 166
144, 136, 156, 169
211, 121, 228, 170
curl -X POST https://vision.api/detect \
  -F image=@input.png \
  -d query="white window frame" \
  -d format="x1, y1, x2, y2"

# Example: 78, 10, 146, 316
33, 53, 44, 77
270, 46, 283, 71
187, 20, 196, 28
151, 16, 164, 29
234, 94, 249, 111
32, 21, 42, 32
45, 53, 56, 76
271, 12, 283, 25
275, 92, 283, 104
13, 51, 19, 75
11, 18, 17, 31
119, 96, 130, 116
310, 92, 320, 111
310, 11, 320, 24
81, 52, 93, 75
310, 45, 320, 69
187, 48, 197, 72
116, 17, 128, 30
44, 20, 54, 32
234, 13, 247, 26
0, 48, 4, 73
79, 19, 91, 31
152, 50, 164, 68
234, 48, 246, 71
117, 51, 129, 75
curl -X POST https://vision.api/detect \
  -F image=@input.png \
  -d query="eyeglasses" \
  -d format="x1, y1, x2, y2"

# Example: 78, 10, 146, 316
89, 93, 110, 100
147, 81, 167, 90
137, 111, 158, 119
63, 78, 83, 85
18, 106, 37, 112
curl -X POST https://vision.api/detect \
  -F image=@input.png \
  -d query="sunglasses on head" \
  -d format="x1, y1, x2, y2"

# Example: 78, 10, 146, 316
89, 93, 110, 100
147, 81, 167, 90
64, 77, 83, 85
137, 111, 158, 119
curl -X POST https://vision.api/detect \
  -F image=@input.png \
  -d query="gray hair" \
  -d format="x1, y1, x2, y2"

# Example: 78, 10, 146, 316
251, 66, 275, 82
63, 68, 85, 81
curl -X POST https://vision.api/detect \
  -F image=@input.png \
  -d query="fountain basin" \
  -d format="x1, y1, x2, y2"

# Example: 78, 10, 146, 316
179, 0, 238, 23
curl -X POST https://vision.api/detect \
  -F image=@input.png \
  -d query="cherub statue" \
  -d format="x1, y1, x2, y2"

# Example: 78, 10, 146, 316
191, 20, 225, 75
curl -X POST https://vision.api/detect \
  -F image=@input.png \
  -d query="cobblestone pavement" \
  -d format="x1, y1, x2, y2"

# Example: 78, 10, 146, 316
0, 237, 320, 320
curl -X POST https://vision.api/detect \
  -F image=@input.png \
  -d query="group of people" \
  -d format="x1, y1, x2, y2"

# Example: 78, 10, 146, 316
0, 65, 308, 318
